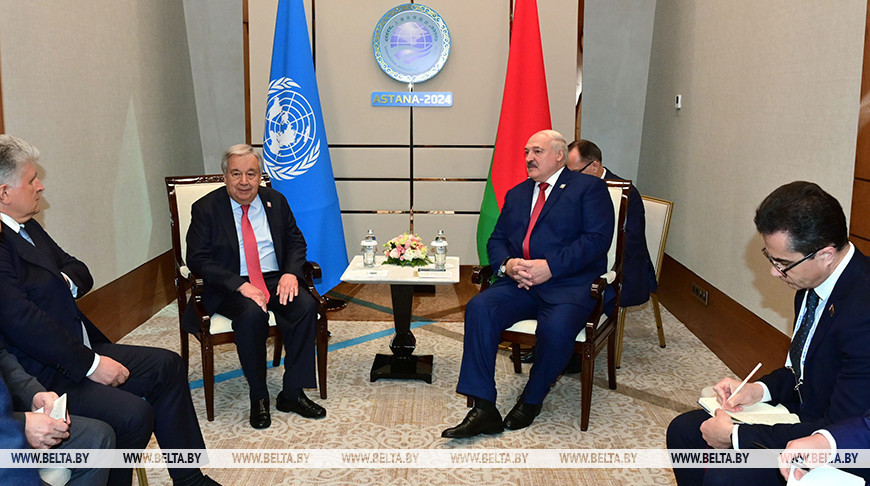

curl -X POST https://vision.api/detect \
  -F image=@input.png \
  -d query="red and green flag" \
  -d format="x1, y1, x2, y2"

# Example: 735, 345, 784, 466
476, 0, 551, 265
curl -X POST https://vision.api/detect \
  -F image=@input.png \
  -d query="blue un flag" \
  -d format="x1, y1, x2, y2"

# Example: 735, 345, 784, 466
264, 0, 348, 294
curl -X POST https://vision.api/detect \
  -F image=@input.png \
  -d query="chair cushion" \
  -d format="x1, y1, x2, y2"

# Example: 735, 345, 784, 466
504, 313, 609, 343
209, 311, 278, 335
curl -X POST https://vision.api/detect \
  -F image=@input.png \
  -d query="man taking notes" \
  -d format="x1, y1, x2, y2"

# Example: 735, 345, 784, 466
666, 181, 870, 484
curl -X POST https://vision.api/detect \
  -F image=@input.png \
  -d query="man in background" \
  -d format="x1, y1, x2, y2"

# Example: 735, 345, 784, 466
567, 139, 657, 309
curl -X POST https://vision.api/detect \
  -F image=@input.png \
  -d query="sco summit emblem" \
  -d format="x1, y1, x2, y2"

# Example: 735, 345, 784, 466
262, 77, 320, 180
372, 3, 450, 84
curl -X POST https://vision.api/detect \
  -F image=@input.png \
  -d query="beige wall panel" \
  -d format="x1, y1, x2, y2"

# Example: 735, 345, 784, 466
539, 0, 579, 137
639, 0, 865, 332
332, 147, 410, 179
0, 0, 202, 289
316, 0, 410, 145
414, 181, 486, 212
412, 0, 508, 145
414, 213, 481, 265
415, 148, 491, 179
248, 0, 282, 144
337, 181, 410, 211
342, 213, 413, 262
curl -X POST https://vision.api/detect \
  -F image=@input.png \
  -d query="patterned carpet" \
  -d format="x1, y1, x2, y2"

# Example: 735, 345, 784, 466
117, 294, 734, 485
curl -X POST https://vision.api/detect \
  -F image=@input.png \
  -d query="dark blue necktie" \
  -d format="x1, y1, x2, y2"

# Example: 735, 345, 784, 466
789, 289, 819, 383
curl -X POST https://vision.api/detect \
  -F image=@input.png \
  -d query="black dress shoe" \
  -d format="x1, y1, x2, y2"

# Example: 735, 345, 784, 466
441, 407, 504, 438
276, 391, 326, 419
325, 297, 348, 311
519, 347, 536, 364
503, 400, 542, 430
249, 398, 271, 429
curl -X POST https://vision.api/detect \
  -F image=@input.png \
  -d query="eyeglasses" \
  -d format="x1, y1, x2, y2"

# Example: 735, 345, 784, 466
761, 247, 824, 277
576, 159, 596, 173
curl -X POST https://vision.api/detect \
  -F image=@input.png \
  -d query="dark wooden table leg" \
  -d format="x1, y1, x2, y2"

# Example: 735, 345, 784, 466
370, 284, 433, 383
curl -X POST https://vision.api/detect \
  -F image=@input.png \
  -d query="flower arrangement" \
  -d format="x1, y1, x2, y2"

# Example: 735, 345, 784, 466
383, 233, 431, 267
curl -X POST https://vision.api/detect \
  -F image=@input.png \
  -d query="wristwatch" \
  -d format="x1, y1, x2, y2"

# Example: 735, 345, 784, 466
497, 258, 510, 277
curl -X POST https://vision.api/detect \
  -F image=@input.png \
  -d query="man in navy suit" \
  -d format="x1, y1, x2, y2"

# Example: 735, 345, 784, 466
0, 135, 217, 486
442, 130, 613, 438
184, 144, 323, 430
521, 139, 659, 370
567, 139, 657, 308
667, 181, 870, 485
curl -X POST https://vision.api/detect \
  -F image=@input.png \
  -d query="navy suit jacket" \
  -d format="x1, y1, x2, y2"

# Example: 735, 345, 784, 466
829, 414, 870, 449
0, 222, 109, 387
487, 169, 613, 306
604, 169, 657, 307
738, 248, 870, 448
183, 185, 308, 333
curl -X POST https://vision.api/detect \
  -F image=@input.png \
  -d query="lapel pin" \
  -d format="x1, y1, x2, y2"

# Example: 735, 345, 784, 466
266, 201, 272, 208
828, 304, 835, 316
559, 184, 566, 189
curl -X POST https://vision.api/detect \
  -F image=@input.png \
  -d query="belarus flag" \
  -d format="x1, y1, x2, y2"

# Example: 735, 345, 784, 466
476, 0, 551, 266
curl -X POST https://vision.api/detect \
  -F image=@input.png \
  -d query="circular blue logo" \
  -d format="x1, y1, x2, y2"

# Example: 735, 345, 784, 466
373, 4, 450, 84
263, 77, 321, 180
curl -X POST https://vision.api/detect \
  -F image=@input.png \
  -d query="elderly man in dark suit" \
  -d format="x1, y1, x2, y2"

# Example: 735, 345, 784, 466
1, 340, 114, 485
442, 130, 613, 438
667, 181, 870, 485
184, 144, 323, 430
0, 134, 217, 486
521, 139, 660, 370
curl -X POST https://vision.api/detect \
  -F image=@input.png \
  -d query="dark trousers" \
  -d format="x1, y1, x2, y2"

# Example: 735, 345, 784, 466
667, 409, 784, 485
215, 272, 317, 401
43, 343, 205, 486
456, 281, 588, 405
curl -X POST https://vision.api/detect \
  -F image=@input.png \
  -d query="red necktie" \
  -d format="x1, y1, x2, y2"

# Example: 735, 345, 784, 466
241, 205, 270, 303
522, 182, 549, 259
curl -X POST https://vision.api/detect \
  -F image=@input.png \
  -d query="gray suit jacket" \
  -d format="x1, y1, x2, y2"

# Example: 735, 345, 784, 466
0, 346, 45, 421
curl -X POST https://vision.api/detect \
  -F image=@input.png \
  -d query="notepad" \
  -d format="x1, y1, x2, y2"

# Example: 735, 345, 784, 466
787, 464, 864, 485
34, 393, 67, 420
698, 396, 800, 425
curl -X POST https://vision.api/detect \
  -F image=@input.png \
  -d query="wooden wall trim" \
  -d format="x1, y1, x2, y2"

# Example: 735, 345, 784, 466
657, 253, 790, 378
852, 1, 870, 245
77, 250, 175, 342
0, 34, 5, 134
243, 0, 252, 144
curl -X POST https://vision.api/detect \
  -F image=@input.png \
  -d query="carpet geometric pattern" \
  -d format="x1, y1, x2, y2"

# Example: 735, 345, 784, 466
120, 298, 733, 485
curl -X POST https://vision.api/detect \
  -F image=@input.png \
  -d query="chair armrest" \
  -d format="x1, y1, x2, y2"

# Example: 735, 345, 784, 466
177, 267, 214, 336
590, 275, 608, 299
303, 261, 327, 307
472, 265, 494, 292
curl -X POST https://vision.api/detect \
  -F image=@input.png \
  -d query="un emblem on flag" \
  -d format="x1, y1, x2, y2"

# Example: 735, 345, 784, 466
263, 77, 320, 180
